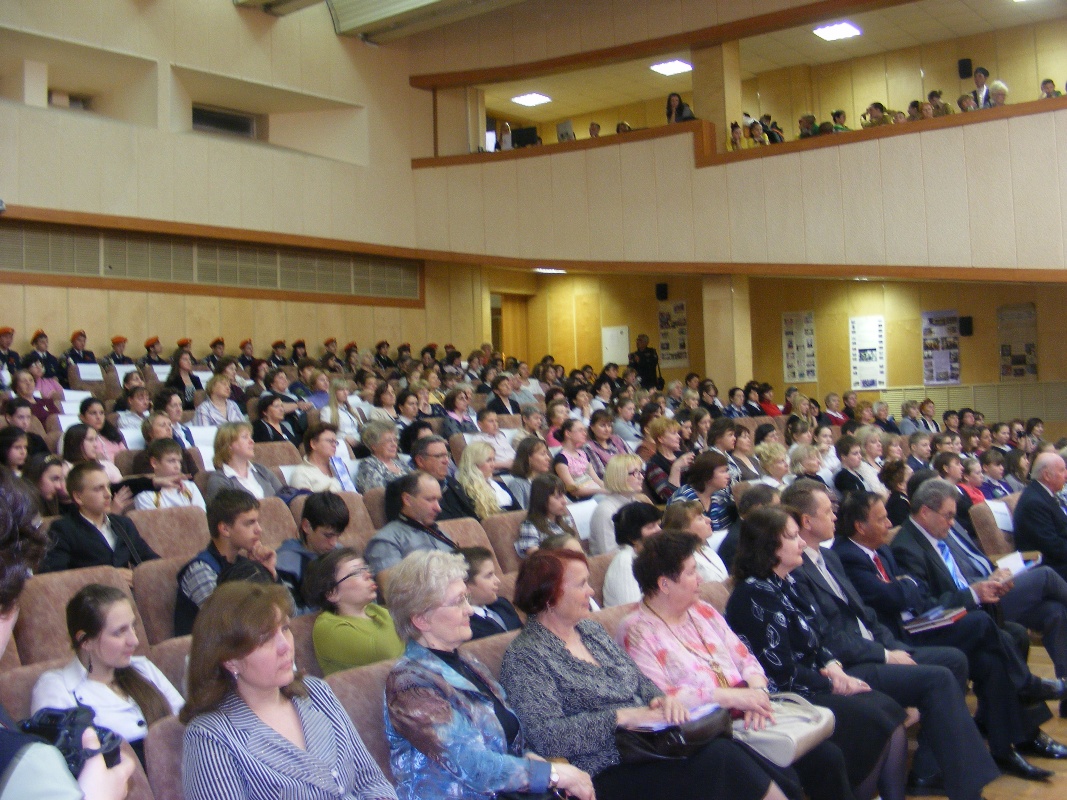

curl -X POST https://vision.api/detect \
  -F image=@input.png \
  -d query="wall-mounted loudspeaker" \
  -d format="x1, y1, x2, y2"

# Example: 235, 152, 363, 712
959, 316, 974, 336
958, 58, 973, 79
655, 283, 668, 301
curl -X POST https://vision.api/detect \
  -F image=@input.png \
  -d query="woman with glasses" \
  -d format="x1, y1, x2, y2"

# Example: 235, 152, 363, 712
589, 454, 652, 556
384, 550, 594, 800
302, 547, 402, 675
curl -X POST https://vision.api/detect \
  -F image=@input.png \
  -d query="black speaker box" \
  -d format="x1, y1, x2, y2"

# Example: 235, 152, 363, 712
959, 316, 973, 336
958, 58, 972, 80
655, 283, 668, 301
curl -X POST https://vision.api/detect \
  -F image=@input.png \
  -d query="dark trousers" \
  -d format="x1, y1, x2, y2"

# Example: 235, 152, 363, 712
912, 611, 1051, 754
1000, 565, 1067, 678
848, 647, 998, 800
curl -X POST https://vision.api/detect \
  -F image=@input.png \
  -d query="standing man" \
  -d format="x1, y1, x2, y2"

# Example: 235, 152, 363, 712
627, 333, 659, 390
972, 67, 992, 108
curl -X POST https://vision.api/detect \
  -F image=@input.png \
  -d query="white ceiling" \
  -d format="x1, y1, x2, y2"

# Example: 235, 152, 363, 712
481, 0, 1067, 123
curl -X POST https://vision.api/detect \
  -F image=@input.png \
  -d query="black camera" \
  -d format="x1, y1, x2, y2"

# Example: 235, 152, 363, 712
20, 705, 123, 775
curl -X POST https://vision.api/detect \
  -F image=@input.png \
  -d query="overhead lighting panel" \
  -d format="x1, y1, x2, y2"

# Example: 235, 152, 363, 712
534, 267, 566, 274
650, 60, 692, 76
813, 21, 862, 41
511, 92, 551, 107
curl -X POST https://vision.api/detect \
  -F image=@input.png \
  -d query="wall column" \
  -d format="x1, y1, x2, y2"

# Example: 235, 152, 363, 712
702, 275, 752, 388
690, 41, 742, 153
435, 86, 485, 156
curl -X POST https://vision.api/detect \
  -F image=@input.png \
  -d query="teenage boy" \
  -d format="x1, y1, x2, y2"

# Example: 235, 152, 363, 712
276, 491, 349, 612
133, 438, 205, 511
174, 489, 278, 635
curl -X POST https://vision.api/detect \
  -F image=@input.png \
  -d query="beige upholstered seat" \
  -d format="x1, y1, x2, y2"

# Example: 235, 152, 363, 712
126, 505, 211, 561
133, 557, 187, 645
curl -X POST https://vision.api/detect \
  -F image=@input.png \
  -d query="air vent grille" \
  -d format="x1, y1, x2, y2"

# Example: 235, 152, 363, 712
0, 221, 420, 301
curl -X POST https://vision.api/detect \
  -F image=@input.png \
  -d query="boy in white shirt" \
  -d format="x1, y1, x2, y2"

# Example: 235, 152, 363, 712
134, 437, 206, 511
470, 409, 516, 471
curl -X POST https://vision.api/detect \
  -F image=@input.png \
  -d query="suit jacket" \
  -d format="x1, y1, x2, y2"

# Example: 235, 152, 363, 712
832, 537, 932, 637
1013, 480, 1067, 578
793, 547, 909, 667
183, 676, 396, 800
905, 455, 928, 473
889, 518, 977, 611
203, 462, 283, 503
468, 597, 522, 640
485, 394, 521, 416
41, 513, 158, 573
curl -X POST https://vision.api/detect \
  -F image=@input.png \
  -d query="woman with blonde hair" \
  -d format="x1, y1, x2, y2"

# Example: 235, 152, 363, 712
589, 453, 651, 556
754, 441, 789, 488
319, 376, 362, 452
456, 440, 519, 521
204, 422, 283, 502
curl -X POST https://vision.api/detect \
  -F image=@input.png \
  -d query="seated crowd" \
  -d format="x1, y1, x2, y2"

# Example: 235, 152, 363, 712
6, 325, 1067, 799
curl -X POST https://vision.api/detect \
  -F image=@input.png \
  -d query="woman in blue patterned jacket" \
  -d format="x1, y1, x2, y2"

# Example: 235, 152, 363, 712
384, 550, 594, 800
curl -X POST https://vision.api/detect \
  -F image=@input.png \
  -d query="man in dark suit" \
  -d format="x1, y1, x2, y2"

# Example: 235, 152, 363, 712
40, 462, 158, 583
906, 431, 932, 473
408, 435, 477, 522
890, 478, 1067, 776
782, 481, 1000, 798
972, 66, 992, 109
1014, 452, 1067, 583
839, 484, 1067, 717
484, 374, 521, 416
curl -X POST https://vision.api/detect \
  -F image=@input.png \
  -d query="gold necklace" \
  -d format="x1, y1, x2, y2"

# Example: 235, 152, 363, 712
642, 601, 731, 688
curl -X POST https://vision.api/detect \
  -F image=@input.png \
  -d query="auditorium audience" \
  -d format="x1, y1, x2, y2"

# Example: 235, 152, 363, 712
164, 350, 202, 410
289, 422, 353, 493
12, 368, 60, 424
133, 438, 206, 511
251, 392, 300, 446
22, 452, 67, 516
204, 422, 284, 502
603, 501, 663, 607
275, 490, 347, 612
355, 419, 411, 494
516, 474, 578, 557
660, 500, 729, 583
456, 440, 519, 520
193, 374, 246, 427
364, 471, 459, 575
589, 453, 651, 556
3, 397, 49, 457
502, 436, 552, 509
0, 427, 28, 476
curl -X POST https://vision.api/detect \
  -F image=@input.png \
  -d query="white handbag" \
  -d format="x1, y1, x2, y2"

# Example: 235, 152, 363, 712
731, 692, 835, 767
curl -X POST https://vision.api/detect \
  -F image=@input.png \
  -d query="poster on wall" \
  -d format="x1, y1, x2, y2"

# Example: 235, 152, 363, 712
658, 300, 689, 369
849, 315, 887, 390
782, 312, 817, 383
997, 303, 1038, 381
921, 309, 961, 386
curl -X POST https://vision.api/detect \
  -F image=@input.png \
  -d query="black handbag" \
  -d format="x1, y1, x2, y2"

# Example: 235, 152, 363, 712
20, 705, 122, 776
615, 706, 732, 764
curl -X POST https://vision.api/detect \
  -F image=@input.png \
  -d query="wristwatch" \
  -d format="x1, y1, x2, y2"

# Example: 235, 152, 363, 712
549, 766, 560, 789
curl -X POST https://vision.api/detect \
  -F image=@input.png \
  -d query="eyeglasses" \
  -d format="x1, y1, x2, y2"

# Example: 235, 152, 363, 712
627, 469, 643, 477
332, 564, 370, 588
436, 592, 472, 610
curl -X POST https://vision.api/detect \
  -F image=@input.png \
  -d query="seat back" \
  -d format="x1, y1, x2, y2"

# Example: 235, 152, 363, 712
586, 552, 615, 606
479, 511, 525, 575
0, 637, 19, 673
969, 501, 1015, 556
126, 506, 211, 561
591, 601, 639, 639
0, 657, 68, 720
258, 496, 299, 550
253, 440, 302, 468
15, 566, 150, 664
115, 448, 144, 476
363, 486, 388, 530
438, 517, 502, 575
149, 636, 190, 698
145, 715, 186, 800
448, 432, 467, 464
698, 580, 732, 614
291, 611, 324, 678
325, 659, 398, 780
458, 630, 520, 678
133, 557, 187, 645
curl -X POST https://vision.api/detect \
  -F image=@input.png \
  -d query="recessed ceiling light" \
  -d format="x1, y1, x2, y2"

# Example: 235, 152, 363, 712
534, 267, 566, 274
650, 60, 692, 76
511, 93, 551, 107
813, 22, 861, 41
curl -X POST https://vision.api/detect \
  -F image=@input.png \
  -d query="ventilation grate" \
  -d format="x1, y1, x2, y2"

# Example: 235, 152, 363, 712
0, 221, 419, 301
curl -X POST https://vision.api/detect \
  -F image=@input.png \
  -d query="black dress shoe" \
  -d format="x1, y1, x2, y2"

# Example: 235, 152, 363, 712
1018, 731, 1067, 759
1021, 678, 1067, 702
906, 772, 944, 795
1060, 698, 1067, 718
992, 747, 1054, 780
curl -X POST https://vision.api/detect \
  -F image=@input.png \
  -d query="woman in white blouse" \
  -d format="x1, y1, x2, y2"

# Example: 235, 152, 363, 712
193, 374, 246, 427
319, 377, 362, 452
660, 500, 729, 583
288, 422, 354, 494
32, 584, 184, 766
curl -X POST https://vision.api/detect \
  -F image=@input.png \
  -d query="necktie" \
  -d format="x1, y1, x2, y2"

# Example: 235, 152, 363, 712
813, 553, 873, 640
936, 539, 970, 590
872, 553, 891, 583
484, 607, 506, 630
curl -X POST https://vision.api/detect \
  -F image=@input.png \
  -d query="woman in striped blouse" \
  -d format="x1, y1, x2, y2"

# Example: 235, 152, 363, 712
180, 581, 397, 800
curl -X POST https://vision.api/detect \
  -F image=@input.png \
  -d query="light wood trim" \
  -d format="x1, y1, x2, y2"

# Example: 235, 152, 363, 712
412, 119, 710, 168
409, 0, 914, 90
